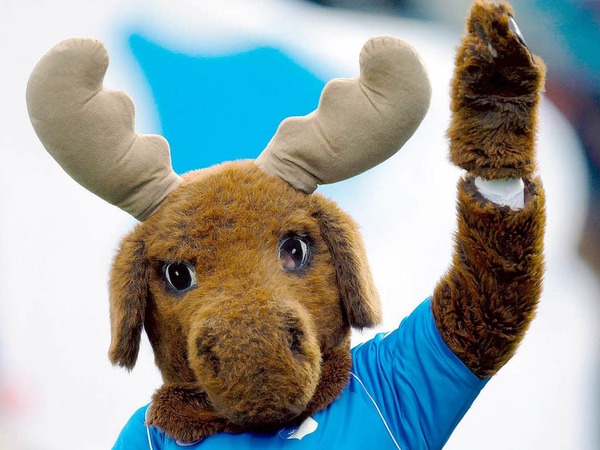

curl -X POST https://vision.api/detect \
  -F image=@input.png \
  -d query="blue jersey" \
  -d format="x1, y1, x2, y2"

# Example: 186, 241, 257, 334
114, 299, 488, 449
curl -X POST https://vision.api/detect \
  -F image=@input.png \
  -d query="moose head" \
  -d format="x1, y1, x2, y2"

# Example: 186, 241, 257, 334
26, 36, 430, 441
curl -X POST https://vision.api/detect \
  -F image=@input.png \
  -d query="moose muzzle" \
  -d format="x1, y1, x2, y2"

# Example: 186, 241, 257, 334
187, 294, 322, 427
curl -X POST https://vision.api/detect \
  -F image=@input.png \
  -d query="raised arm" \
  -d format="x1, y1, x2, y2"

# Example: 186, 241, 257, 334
432, 0, 546, 378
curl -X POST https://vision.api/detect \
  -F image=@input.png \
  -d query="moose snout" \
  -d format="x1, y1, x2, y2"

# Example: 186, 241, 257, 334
195, 319, 306, 378
188, 299, 322, 427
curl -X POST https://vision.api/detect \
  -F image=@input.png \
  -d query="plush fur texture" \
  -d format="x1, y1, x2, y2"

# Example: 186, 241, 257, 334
145, 345, 352, 443
433, 0, 546, 378
448, 0, 546, 179
107, 0, 546, 442
432, 176, 545, 378
109, 162, 379, 442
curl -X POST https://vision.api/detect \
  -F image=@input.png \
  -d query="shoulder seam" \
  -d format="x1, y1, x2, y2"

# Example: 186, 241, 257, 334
350, 372, 402, 450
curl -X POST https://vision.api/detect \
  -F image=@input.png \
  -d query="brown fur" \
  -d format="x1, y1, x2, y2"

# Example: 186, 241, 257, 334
148, 384, 235, 443
109, 235, 149, 370
313, 203, 382, 329
146, 344, 352, 443
108, 0, 547, 442
432, 176, 545, 378
433, 0, 546, 378
109, 162, 379, 442
448, 0, 546, 179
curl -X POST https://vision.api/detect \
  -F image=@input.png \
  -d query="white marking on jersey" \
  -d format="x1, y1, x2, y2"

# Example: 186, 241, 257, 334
286, 416, 319, 440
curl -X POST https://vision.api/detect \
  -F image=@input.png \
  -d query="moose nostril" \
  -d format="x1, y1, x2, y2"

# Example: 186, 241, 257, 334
288, 326, 304, 356
196, 337, 221, 376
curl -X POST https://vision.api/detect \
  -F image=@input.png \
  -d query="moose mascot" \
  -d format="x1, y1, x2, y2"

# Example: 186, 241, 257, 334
27, 1, 545, 448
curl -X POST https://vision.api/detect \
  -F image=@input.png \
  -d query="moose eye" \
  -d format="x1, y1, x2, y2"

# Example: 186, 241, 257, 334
278, 236, 310, 271
163, 262, 197, 293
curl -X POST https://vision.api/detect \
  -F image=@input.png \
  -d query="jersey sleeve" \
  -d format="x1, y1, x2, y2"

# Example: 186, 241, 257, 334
112, 404, 156, 450
350, 298, 489, 449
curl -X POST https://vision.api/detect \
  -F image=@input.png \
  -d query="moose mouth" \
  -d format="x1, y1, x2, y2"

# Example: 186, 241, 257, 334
146, 343, 352, 443
187, 305, 323, 427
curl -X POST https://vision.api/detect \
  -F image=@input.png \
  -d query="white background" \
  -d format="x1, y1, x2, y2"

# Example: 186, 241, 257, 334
1, 0, 598, 448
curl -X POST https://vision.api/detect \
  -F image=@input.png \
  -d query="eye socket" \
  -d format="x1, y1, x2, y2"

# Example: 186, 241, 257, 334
163, 261, 197, 293
278, 236, 311, 271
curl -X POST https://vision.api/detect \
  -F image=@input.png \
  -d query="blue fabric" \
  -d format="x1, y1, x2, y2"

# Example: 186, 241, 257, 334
113, 298, 488, 450
128, 34, 325, 175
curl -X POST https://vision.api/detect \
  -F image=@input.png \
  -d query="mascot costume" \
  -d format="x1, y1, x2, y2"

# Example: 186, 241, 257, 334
26, 1, 546, 448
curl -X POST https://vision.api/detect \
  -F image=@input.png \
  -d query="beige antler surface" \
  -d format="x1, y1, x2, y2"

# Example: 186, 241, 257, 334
26, 38, 181, 221
256, 36, 431, 193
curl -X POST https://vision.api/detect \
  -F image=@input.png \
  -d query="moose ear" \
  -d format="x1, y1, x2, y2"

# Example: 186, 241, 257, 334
313, 196, 382, 329
108, 231, 149, 370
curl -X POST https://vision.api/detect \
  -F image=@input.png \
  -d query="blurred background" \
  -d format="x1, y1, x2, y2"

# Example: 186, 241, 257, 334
1, 0, 598, 448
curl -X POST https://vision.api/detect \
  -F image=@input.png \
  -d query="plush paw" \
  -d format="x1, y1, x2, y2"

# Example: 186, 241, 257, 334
453, 0, 544, 100
448, 0, 546, 180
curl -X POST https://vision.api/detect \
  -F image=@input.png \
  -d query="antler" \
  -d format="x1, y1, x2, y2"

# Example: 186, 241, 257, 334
256, 36, 431, 193
27, 36, 430, 216
26, 38, 181, 221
